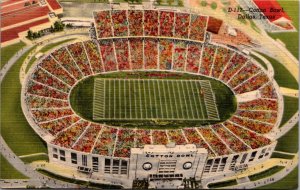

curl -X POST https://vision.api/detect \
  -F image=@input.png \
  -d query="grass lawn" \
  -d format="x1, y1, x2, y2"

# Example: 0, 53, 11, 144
0, 46, 47, 156
39, 38, 76, 53
208, 179, 237, 188
93, 79, 213, 120
271, 152, 295, 160
1, 42, 26, 69
21, 154, 49, 164
257, 167, 298, 189
0, 154, 28, 179
268, 1, 299, 59
70, 71, 236, 128
25, 57, 37, 73
249, 166, 285, 181
275, 122, 298, 153
280, 96, 298, 127
257, 53, 298, 89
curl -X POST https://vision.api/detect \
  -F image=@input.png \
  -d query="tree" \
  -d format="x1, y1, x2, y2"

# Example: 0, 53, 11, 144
66, 23, 73, 28
200, 0, 207, 7
32, 32, 38, 39
50, 25, 54, 33
210, 2, 217, 9
53, 21, 64, 32
167, 0, 174, 5
27, 30, 33, 39
156, 0, 162, 5
178, 0, 183, 6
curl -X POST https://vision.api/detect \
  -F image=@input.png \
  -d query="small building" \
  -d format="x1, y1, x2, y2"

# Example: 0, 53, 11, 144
1, 0, 63, 47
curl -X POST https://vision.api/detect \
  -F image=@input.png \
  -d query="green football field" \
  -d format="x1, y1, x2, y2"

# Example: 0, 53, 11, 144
93, 78, 219, 121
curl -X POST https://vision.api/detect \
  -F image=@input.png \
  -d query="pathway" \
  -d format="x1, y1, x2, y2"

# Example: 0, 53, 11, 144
0, 30, 90, 189
279, 87, 299, 98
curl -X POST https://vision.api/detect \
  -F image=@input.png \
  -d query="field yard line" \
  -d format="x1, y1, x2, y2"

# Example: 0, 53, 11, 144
162, 81, 170, 119
142, 79, 149, 118
170, 81, 180, 118
196, 81, 205, 119
184, 80, 196, 119
93, 78, 97, 119
208, 82, 220, 119
138, 80, 143, 118
147, 80, 154, 118
151, 80, 158, 118
156, 79, 164, 118
181, 80, 194, 119
189, 81, 200, 119
108, 80, 111, 118
114, 80, 116, 119
118, 79, 121, 119
172, 80, 184, 118
103, 80, 106, 118
129, 80, 132, 119
167, 80, 178, 118
133, 80, 138, 119
179, 80, 190, 119
124, 80, 127, 119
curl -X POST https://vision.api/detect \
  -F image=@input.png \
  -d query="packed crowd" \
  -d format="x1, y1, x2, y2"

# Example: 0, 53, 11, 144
23, 10, 280, 159
93, 10, 208, 42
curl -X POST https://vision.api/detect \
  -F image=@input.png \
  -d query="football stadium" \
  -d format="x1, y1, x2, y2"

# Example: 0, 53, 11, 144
1, 0, 298, 189
19, 8, 284, 188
